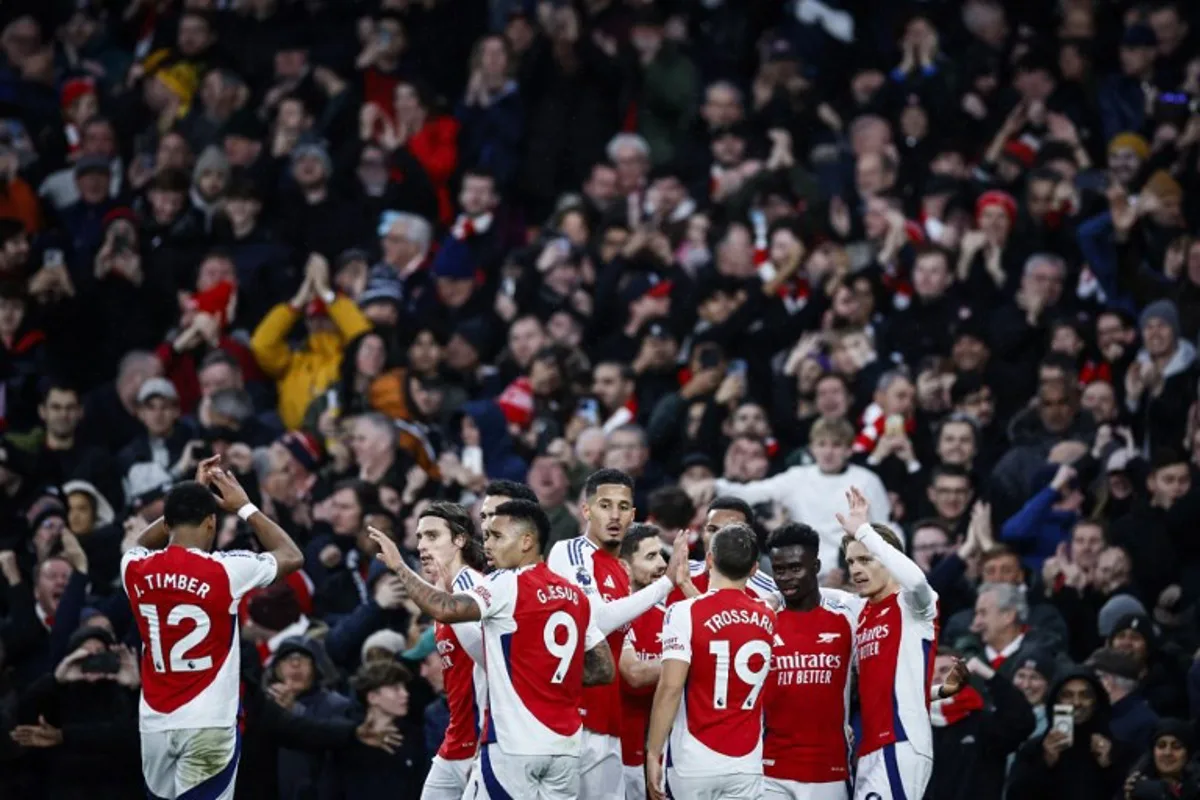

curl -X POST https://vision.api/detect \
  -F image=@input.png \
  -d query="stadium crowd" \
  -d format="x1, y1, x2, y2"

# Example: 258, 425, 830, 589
0, 0, 1199, 797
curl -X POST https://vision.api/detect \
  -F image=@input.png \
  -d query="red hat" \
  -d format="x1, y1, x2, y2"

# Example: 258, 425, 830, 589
975, 190, 1017, 225
191, 280, 235, 328
1002, 139, 1036, 168
60, 77, 96, 110
102, 207, 137, 228
497, 377, 535, 428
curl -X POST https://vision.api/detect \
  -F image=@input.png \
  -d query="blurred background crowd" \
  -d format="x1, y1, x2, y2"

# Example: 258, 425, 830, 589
0, 0, 1198, 798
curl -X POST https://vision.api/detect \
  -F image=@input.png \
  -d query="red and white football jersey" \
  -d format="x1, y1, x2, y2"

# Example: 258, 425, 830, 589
435, 566, 487, 762
762, 588, 861, 783
465, 562, 604, 756
855, 591, 939, 758
121, 546, 278, 732
660, 588, 776, 778
619, 601, 665, 767
547, 535, 630, 738
666, 559, 782, 607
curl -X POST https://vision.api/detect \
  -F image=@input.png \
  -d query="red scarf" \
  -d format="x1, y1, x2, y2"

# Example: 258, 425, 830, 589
929, 685, 986, 727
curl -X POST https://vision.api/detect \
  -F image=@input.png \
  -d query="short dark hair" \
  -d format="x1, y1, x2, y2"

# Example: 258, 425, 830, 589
1150, 447, 1187, 472
911, 518, 952, 540
766, 522, 820, 555
708, 496, 754, 524
164, 481, 220, 528
931, 463, 972, 485
351, 660, 412, 704
647, 485, 694, 530
584, 468, 634, 499
710, 523, 759, 580
41, 379, 79, 404
484, 480, 537, 504
420, 501, 486, 571
333, 479, 379, 512
620, 523, 662, 560
199, 349, 240, 372
493, 499, 551, 553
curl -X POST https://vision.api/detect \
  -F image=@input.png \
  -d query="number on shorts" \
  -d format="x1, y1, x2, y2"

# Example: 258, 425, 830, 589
543, 610, 579, 683
708, 639, 772, 710
138, 604, 213, 673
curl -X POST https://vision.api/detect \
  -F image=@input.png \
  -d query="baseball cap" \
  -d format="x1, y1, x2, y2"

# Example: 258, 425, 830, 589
137, 377, 179, 405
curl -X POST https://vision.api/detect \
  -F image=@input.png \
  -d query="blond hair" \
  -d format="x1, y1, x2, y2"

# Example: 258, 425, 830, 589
842, 522, 904, 553
809, 417, 854, 447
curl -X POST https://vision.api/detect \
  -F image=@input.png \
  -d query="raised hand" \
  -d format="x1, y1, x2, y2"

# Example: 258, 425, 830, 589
209, 468, 251, 513
835, 487, 871, 535
369, 526, 406, 573
666, 534, 690, 587
195, 453, 222, 486
938, 658, 969, 698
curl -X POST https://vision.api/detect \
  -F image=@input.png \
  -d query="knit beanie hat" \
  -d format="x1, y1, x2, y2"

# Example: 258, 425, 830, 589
1138, 298, 1180, 339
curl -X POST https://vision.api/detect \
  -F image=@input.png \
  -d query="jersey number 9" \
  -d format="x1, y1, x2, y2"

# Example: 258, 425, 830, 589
544, 610, 579, 684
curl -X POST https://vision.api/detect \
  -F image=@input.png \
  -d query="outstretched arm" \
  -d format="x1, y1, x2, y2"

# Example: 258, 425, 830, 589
593, 537, 688, 634
369, 528, 480, 624
838, 487, 936, 615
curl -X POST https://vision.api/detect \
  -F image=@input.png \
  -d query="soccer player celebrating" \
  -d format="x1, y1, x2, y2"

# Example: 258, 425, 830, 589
646, 523, 777, 800
763, 522, 861, 800
122, 458, 304, 800
667, 496, 781, 607
547, 469, 689, 799
370, 499, 615, 799
617, 523, 670, 800
414, 502, 488, 800
837, 487, 939, 800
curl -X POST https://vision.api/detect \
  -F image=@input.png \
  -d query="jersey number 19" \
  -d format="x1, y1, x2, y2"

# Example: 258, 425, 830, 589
709, 640, 771, 710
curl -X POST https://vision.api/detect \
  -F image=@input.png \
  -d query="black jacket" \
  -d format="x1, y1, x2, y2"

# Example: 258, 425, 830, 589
1005, 667, 1131, 800
925, 673, 1035, 800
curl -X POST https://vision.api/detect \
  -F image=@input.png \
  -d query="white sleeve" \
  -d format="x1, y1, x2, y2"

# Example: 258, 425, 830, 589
547, 540, 601, 599
465, 570, 516, 621
747, 571, 784, 608
452, 621, 485, 664
584, 595, 605, 650
120, 547, 153, 587
853, 523, 937, 619
593, 577, 672, 636
713, 469, 797, 507
216, 550, 279, 598
660, 602, 693, 664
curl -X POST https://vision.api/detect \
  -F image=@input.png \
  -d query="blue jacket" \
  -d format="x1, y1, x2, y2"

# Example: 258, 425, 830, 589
1000, 486, 1079, 570
462, 400, 528, 483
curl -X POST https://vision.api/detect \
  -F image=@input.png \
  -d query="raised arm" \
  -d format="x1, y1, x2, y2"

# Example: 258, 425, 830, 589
210, 468, 304, 576
837, 487, 936, 614
368, 527, 480, 624
591, 537, 688, 635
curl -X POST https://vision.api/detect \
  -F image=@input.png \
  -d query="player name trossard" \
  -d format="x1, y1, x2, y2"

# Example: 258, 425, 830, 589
130, 572, 213, 599
702, 607, 775, 634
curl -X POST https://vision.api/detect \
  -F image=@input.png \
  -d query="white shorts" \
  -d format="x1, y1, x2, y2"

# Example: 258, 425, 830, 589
464, 743, 579, 799
579, 730, 623, 799
764, 776, 850, 800
141, 726, 239, 800
854, 742, 932, 800
665, 768, 762, 800
624, 764, 646, 800
421, 754, 475, 799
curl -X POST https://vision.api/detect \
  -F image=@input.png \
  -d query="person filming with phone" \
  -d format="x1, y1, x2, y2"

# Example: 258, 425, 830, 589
9, 624, 143, 798
1008, 664, 1131, 800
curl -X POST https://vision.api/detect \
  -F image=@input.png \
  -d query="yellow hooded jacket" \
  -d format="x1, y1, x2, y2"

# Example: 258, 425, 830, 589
250, 297, 372, 430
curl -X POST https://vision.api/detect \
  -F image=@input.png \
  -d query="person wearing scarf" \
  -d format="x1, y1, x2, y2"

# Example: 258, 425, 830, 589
927, 649, 1036, 800
1123, 718, 1200, 800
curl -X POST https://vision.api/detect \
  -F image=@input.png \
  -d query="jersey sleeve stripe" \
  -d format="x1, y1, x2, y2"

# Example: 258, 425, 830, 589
749, 573, 777, 590
568, 538, 582, 566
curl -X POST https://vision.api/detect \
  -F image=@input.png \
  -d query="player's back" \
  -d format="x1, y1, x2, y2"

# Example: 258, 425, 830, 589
122, 545, 277, 731
662, 588, 775, 778
763, 590, 857, 783
475, 563, 594, 756
854, 590, 939, 758
434, 566, 486, 761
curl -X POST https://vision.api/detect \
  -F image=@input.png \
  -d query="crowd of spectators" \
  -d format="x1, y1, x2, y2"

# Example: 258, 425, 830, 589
0, 0, 1199, 798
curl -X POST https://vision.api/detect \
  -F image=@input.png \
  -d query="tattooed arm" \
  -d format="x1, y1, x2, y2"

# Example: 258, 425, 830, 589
583, 640, 615, 686
369, 528, 481, 623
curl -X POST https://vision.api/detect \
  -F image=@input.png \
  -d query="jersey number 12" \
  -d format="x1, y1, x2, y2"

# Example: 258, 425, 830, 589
709, 639, 771, 710
138, 604, 213, 673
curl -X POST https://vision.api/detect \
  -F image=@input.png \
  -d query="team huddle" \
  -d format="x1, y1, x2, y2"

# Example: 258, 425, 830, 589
119, 456, 946, 800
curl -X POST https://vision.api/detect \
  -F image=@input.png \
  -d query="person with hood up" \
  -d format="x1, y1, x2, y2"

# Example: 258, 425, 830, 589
250, 252, 372, 430
1122, 718, 1200, 800
263, 636, 351, 800
1124, 299, 1197, 456
926, 649, 1036, 800
1006, 664, 1131, 800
